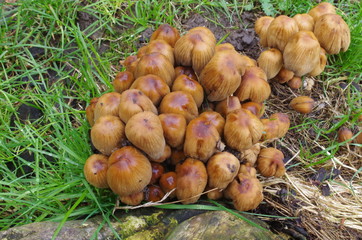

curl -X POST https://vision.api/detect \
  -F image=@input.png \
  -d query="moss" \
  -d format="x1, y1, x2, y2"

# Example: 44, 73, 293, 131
116, 215, 148, 238
143, 211, 163, 225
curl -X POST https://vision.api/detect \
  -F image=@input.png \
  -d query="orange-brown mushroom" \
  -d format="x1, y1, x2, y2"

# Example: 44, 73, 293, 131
93, 92, 122, 122
172, 74, 204, 108
150, 23, 180, 48
257, 148, 285, 177
84, 154, 109, 188
159, 113, 187, 149
113, 71, 135, 94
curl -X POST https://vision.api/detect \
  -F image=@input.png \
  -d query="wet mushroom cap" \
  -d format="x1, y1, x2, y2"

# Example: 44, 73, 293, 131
84, 154, 109, 188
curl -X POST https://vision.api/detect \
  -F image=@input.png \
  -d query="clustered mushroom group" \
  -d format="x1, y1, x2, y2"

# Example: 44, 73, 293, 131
255, 2, 350, 114
83, 2, 350, 212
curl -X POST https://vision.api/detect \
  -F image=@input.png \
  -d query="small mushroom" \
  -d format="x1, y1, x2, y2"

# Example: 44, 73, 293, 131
119, 191, 144, 206
170, 148, 186, 165
256, 148, 285, 177
174, 66, 197, 80
94, 92, 122, 122
121, 55, 139, 74
91, 115, 125, 156
275, 66, 294, 84
83, 154, 109, 188
125, 111, 165, 160
239, 144, 261, 166
137, 39, 175, 65
172, 74, 204, 108
130, 74, 170, 106
266, 15, 299, 51
85, 97, 99, 127
309, 48, 327, 77
308, 2, 336, 22
257, 48, 283, 80
107, 146, 152, 197
337, 127, 353, 143
241, 102, 265, 118
144, 185, 165, 202
198, 111, 225, 137
261, 113, 290, 141
287, 76, 302, 89
150, 144, 171, 163
254, 16, 274, 47
176, 158, 207, 204
293, 13, 314, 31
215, 96, 242, 118
159, 171, 177, 198
290, 96, 315, 114
113, 71, 135, 94
150, 23, 180, 48
159, 113, 187, 149
149, 162, 165, 184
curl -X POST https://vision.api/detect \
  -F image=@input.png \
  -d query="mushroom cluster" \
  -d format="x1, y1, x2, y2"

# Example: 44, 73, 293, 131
255, 2, 350, 86
83, 23, 291, 212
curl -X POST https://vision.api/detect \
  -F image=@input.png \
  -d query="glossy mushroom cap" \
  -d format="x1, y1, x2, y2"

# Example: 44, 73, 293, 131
91, 115, 125, 156
119, 191, 144, 206
207, 152, 240, 189
84, 154, 109, 188
275, 66, 294, 84
172, 74, 204, 108
174, 27, 216, 75
287, 76, 302, 89
314, 14, 350, 54
149, 162, 165, 184
150, 23, 180, 48
224, 109, 264, 151
159, 171, 177, 198
290, 96, 315, 114
159, 113, 187, 148
283, 31, 321, 77
134, 52, 175, 87
174, 66, 197, 81
293, 13, 314, 31
257, 48, 283, 80
183, 117, 221, 162
234, 66, 271, 103
256, 148, 285, 177
125, 111, 165, 160
118, 89, 157, 123
113, 71, 135, 94
130, 74, 170, 106
337, 127, 353, 143
107, 146, 152, 196
144, 185, 165, 202
241, 102, 265, 118
254, 16, 274, 47
266, 15, 299, 51
159, 91, 199, 123
176, 158, 207, 204
215, 96, 242, 118
137, 39, 175, 65
93, 92, 122, 122
308, 2, 336, 22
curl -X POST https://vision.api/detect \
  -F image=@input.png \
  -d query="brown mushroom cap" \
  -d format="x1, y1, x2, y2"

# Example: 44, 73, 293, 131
121, 55, 139, 75
130, 74, 170, 106
137, 39, 175, 65
159, 113, 187, 149
183, 117, 221, 162
293, 13, 314, 31
224, 109, 264, 151
134, 52, 175, 87
261, 113, 290, 141
283, 31, 321, 77
199, 50, 247, 102
257, 48, 283, 80
118, 89, 157, 123
107, 146, 152, 196
198, 111, 225, 137
170, 148, 186, 165
85, 97, 99, 127
159, 171, 177, 199
150, 23, 180, 48
275, 66, 294, 84
309, 48, 327, 77
337, 127, 353, 143
256, 148, 285, 177
239, 144, 261, 166
224, 173, 263, 211
287, 76, 302, 89
308, 2, 336, 22
159, 91, 199, 123
94, 92, 122, 122
172, 74, 204, 108
314, 13, 351, 54
144, 185, 165, 202
174, 66, 197, 81
119, 191, 144, 206
215, 43, 236, 52
149, 162, 165, 184
150, 144, 172, 163
266, 15, 299, 51
174, 27, 216, 74
91, 115, 125, 156
234, 66, 271, 103
125, 111, 166, 160
240, 102, 265, 118
113, 71, 135, 94
176, 158, 208, 204
83, 154, 109, 188
290, 96, 315, 114
207, 152, 240, 189
254, 16, 274, 47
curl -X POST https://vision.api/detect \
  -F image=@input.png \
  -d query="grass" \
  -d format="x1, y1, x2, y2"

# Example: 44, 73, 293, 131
0, 0, 361, 238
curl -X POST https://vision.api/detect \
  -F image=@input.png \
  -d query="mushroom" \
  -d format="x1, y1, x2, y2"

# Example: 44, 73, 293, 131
314, 14, 350, 54
199, 50, 247, 102
238, 163, 257, 177
118, 89, 157, 123
309, 47, 327, 77
266, 15, 299, 51
172, 74, 204, 108
215, 96, 242, 118
239, 144, 261, 166
176, 158, 207, 204
254, 16, 274, 47
308, 2, 336, 22
215, 43, 236, 52
233, 66, 271, 103
257, 48, 283, 80
91, 115, 125, 156
149, 162, 165, 184
289, 96, 315, 114
159, 171, 177, 198
293, 13, 314, 31
119, 191, 144, 206
107, 146, 152, 196
174, 26, 216, 75
94, 92, 122, 122
240, 102, 265, 118
130, 74, 170, 106
144, 185, 165, 202
83, 154, 109, 188
256, 148, 285, 177
224, 109, 264, 151
113, 71, 134, 94
170, 148, 186, 165
150, 144, 171, 163
224, 172, 263, 211
174, 66, 197, 80
159, 113, 187, 149
337, 127, 353, 143
287, 76, 302, 89
159, 91, 199, 123
137, 39, 175, 65
120, 55, 139, 75
183, 117, 221, 162
198, 111, 225, 137
150, 23, 180, 48
261, 113, 290, 141
283, 31, 321, 77
85, 97, 98, 127
125, 111, 165, 160
206, 187, 224, 200
134, 52, 175, 87
275, 66, 294, 84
